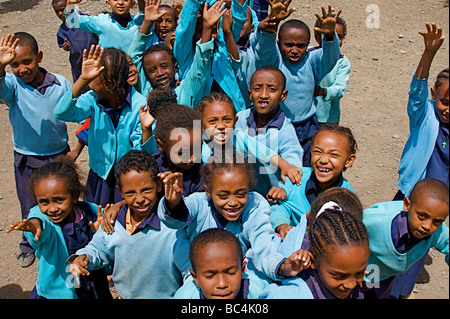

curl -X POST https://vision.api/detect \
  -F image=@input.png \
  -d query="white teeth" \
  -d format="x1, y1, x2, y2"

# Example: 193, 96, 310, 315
318, 167, 331, 173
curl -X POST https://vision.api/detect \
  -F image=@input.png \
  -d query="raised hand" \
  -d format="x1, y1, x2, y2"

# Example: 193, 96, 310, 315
0, 34, 19, 68
143, 0, 167, 23
268, 0, 297, 22
203, 0, 227, 29
80, 44, 105, 83
158, 171, 183, 210
419, 22, 446, 54
314, 4, 342, 39
88, 204, 109, 232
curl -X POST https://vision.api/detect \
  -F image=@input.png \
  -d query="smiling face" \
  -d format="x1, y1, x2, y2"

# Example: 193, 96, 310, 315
106, 0, 135, 17
34, 177, 78, 224
431, 80, 449, 123
278, 27, 310, 64
310, 130, 356, 189
143, 50, 177, 90
126, 54, 138, 86
155, 7, 177, 41
52, 0, 67, 22
201, 101, 236, 146
9, 45, 44, 84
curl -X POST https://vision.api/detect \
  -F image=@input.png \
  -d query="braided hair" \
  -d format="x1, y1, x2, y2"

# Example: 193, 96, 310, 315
101, 48, 130, 103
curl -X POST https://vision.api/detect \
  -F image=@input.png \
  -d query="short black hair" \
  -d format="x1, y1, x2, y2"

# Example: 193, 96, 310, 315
251, 65, 287, 91
13, 32, 39, 55
116, 150, 160, 189
147, 87, 178, 118
410, 178, 449, 206
278, 19, 311, 42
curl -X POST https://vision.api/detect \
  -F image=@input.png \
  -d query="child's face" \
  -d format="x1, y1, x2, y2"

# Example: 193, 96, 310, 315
311, 131, 356, 189
205, 168, 249, 222
34, 177, 78, 224
431, 80, 449, 123
249, 69, 287, 120
143, 50, 177, 91
158, 128, 202, 171
106, 0, 135, 17
313, 244, 369, 299
155, 7, 177, 41
118, 170, 161, 219
9, 45, 43, 84
278, 27, 310, 64
404, 195, 448, 239
126, 55, 138, 86
52, 0, 67, 22
201, 102, 236, 146
190, 241, 244, 299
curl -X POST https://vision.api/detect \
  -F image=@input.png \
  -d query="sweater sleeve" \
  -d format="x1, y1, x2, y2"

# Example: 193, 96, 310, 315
75, 228, 115, 271
431, 223, 449, 265
65, 9, 102, 35
253, 30, 279, 67
311, 32, 341, 83
407, 73, 431, 130
323, 57, 351, 101
54, 89, 93, 123
0, 73, 16, 105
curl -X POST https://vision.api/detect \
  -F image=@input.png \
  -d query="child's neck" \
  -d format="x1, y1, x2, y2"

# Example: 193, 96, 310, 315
31, 68, 45, 84
255, 107, 279, 129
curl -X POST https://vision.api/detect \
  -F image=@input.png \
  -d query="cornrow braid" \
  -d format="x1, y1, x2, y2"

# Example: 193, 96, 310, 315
101, 48, 130, 102
309, 209, 368, 259
195, 92, 236, 117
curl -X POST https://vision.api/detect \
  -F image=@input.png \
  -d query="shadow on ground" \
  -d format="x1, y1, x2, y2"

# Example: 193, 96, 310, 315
0, 0, 42, 14
0, 283, 31, 299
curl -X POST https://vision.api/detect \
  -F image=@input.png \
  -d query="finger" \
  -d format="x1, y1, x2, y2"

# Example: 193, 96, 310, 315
285, 0, 292, 7
425, 22, 431, 34
431, 22, 437, 34
327, 4, 332, 17
314, 12, 323, 24
321, 5, 327, 18
35, 226, 41, 241
334, 8, 342, 20
436, 27, 443, 38
97, 205, 103, 217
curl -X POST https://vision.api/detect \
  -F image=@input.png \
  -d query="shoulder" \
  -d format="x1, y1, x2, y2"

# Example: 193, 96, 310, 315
363, 201, 403, 223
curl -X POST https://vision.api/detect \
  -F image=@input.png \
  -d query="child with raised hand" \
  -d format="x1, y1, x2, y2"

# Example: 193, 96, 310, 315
70, 150, 191, 299
271, 124, 356, 239
157, 151, 310, 283
261, 209, 369, 299
175, 228, 269, 299
64, 0, 143, 53
363, 178, 449, 299
254, 3, 342, 166
312, 14, 350, 125
55, 45, 155, 207
127, 0, 222, 107
6, 158, 111, 299
0, 32, 72, 267
196, 91, 303, 189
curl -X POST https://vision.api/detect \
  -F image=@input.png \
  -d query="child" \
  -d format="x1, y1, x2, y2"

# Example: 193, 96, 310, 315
234, 65, 303, 198
65, 0, 143, 53
157, 151, 310, 282
146, 2, 179, 46
271, 124, 356, 238
6, 158, 111, 299
196, 91, 303, 188
55, 45, 155, 207
363, 178, 449, 299
127, 0, 222, 107
70, 150, 191, 299
312, 14, 351, 125
254, 3, 342, 166
175, 228, 268, 299
0, 32, 72, 267
53, 0, 98, 85
261, 209, 369, 299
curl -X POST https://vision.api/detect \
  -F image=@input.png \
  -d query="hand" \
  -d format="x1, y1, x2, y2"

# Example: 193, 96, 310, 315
172, 1, 183, 17
101, 200, 125, 234
419, 22, 446, 54
314, 85, 327, 97
88, 204, 109, 232
275, 223, 294, 241
67, 0, 82, 5
143, 0, 167, 23
158, 171, 183, 210
6, 218, 42, 241
71, 255, 90, 276
222, 6, 233, 34
139, 104, 156, 132
314, 4, 342, 39
278, 249, 312, 277
203, 0, 227, 29
164, 30, 176, 50
266, 186, 287, 203
268, 0, 297, 22
257, 15, 279, 34
62, 38, 71, 52
80, 44, 104, 83
275, 156, 302, 186
0, 34, 19, 67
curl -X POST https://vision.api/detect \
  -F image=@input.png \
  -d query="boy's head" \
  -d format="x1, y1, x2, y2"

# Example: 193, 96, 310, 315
10, 32, 43, 84
116, 150, 162, 218
52, 0, 67, 22
404, 178, 449, 239
142, 44, 178, 91
106, 0, 135, 17
431, 68, 449, 124
249, 65, 287, 119
155, 5, 178, 41
278, 19, 311, 64
189, 228, 244, 299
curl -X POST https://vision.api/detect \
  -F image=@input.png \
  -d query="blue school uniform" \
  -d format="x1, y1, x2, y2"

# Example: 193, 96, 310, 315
74, 204, 191, 299
25, 202, 110, 299
270, 167, 354, 230
234, 107, 303, 196
158, 191, 288, 282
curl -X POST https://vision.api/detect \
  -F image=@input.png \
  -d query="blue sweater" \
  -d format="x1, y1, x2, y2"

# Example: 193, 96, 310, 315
54, 86, 155, 180
158, 191, 286, 281
253, 31, 341, 123
363, 201, 449, 282
0, 72, 71, 156
397, 74, 441, 197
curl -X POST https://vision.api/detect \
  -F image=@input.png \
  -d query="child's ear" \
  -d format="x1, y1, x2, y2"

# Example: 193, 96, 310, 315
241, 259, 247, 279
156, 138, 165, 152
403, 197, 411, 213
105, 0, 111, 10
189, 269, 200, 288
344, 153, 356, 169
156, 180, 163, 193
431, 87, 436, 100
280, 89, 288, 102
204, 184, 211, 200
116, 185, 124, 198
235, 115, 239, 123
173, 62, 179, 74
37, 51, 43, 64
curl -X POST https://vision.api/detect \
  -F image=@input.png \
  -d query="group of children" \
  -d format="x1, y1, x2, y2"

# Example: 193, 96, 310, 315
1, 0, 448, 300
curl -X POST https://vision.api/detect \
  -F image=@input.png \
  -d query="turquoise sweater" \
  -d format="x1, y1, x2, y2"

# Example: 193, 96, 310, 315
0, 72, 71, 156
363, 201, 449, 282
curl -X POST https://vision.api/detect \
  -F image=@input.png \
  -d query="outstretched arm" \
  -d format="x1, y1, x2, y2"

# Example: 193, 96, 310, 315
415, 22, 445, 79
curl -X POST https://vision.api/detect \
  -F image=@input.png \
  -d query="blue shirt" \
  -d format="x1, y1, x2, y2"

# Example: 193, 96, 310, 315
425, 120, 449, 186
391, 210, 425, 253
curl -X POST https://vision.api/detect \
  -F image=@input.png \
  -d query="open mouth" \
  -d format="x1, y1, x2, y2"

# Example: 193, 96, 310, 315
316, 166, 332, 174
257, 100, 269, 108
213, 131, 228, 143
223, 207, 241, 219
134, 204, 151, 214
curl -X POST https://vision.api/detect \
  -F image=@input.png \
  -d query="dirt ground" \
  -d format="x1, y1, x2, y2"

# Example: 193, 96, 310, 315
0, 0, 448, 299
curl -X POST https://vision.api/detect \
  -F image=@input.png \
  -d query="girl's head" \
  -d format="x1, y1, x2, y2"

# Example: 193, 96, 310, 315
155, 104, 202, 170
88, 47, 130, 103
189, 228, 244, 299
309, 209, 369, 299
196, 92, 237, 146
142, 44, 178, 91
116, 150, 161, 218
155, 5, 178, 41
315, 15, 347, 47
278, 19, 311, 64
29, 157, 84, 224
147, 87, 178, 118
201, 152, 255, 222
106, 0, 135, 18
125, 54, 138, 87
310, 124, 357, 190
431, 68, 449, 123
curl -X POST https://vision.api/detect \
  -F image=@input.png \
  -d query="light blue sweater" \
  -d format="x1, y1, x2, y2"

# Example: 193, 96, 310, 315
363, 200, 449, 282
253, 31, 341, 123
260, 276, 314, 299
158, 191, 286, 281
397, 74, 441, 197
54, 86, 156, 180
0, 72, 71, 156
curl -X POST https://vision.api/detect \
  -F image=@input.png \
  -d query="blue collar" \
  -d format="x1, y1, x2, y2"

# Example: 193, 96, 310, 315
209, 198, 244, 228
391, 211, 427, 253
305, 172, 344, 205
28, 67, 60, 93
116, 203, 161, 234
246, 107, 285, 136
110, 12, 132, 28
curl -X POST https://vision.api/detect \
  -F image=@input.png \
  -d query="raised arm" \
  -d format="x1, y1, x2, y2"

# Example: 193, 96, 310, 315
415, 22, 445, 79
